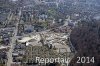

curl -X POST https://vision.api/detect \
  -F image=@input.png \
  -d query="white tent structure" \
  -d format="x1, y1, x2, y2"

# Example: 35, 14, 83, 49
18, 34, 41, 43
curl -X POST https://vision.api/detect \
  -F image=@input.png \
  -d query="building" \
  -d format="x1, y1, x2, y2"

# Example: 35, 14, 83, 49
17, 24, 24, 36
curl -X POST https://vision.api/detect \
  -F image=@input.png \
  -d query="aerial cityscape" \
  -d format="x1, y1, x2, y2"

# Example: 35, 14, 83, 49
0, 0, 100, 66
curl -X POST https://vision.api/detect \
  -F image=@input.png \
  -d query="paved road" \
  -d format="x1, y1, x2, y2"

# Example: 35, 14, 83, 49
7, 8, 22, 66
7, 23, 18, 66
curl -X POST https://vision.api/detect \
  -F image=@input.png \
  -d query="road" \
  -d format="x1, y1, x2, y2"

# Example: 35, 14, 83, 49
7, 23, 18, 66
7, 8, 22, 66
